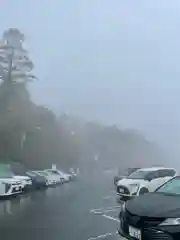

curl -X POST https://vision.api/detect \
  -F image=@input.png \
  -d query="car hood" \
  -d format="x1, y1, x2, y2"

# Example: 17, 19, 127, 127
117, 178, 145, 186
14, 175, 30, 180
0, 178, 21, 184
126, 193, 180, 218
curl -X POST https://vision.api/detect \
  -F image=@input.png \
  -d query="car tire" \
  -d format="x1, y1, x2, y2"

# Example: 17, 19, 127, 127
139, 187, 149, 195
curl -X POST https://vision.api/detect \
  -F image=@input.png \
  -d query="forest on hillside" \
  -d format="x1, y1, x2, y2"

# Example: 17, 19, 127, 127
0, 28, 167, 172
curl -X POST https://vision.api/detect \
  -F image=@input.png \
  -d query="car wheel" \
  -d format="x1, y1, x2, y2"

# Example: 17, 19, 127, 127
139, 187, 149, 195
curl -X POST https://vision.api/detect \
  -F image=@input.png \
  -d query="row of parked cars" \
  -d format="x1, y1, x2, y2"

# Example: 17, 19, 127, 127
115, 166, 180, 240
0, 165, 76, 197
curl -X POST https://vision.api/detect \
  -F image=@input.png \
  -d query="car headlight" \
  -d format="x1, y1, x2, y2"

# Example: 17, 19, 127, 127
159, 218, 180, 226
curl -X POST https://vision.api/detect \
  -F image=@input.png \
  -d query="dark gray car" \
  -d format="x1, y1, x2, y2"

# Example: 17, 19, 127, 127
26, 171, 47, 189
114, 167, 140, 186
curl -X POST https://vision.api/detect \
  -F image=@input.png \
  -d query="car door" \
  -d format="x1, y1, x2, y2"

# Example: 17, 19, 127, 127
151, 169, 175, 190
158, 169, 176, 185
146, 171, 160, 192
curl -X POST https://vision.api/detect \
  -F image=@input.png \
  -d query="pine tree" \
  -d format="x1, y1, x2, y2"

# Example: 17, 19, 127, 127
0, 28, 36, 85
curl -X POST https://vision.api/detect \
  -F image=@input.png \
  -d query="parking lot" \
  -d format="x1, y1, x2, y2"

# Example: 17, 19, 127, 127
0, 170, 123, 240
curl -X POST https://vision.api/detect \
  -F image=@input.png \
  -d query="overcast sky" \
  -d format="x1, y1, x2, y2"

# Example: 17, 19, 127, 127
1, 0, 180, 153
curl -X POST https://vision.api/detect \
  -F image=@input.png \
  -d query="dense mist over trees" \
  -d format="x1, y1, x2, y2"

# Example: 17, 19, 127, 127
0, 28, 167, 172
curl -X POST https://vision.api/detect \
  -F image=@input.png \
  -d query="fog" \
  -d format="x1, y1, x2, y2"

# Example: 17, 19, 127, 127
1, 0, 180, 159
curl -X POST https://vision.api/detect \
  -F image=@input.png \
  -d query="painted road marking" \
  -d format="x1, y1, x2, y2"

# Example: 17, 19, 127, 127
88, 231, 118, 240
102, 214, 120, 223
103, 196, 114, 200
90, 206, 121, 214
91, 208, 120, 215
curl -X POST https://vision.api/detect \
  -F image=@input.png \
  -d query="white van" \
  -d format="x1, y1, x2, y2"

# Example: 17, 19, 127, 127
116, 167, 178, 200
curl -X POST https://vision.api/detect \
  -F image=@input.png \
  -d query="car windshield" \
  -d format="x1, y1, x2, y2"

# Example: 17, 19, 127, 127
119, 168, 139, 176
27, 172, 36, 177
47, 170, 55, 174
48, 170, 59, 175
37, 172, 48, 176
59, 170, 67, 175
156, 177, 180, 195
127, 170, 153, 180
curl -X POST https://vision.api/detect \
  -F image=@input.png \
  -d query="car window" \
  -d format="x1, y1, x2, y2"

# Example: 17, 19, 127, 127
158, 169, 175, 178
146, 170, 159, 180
156, 177, 180, 195
128, 170, 155, 180
166, 169, 176, 177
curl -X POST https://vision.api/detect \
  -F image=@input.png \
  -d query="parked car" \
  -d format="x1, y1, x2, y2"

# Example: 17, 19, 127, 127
13, 175, 32, 191
116, 167, 177, 201
54, 169, 73, 182
0, 178, 23, 197
0, 173, 23, 197
26, 171, 47, 189
114, 167, 140, 187
34, 171, 56, 186
118, 176, 180, 240
44, 169, 63, 184
0, 163, 23, 196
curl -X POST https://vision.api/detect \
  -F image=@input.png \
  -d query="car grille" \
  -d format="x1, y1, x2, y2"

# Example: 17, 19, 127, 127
121, 210, 165, 236
124, 210, 165, 228
12, 186, 22, 193
117, 185, 130, 195
143, 228, 173, 240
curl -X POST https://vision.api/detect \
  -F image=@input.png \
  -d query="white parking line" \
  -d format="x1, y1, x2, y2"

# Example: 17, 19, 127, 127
90, 206, 121, 214
103, 196, 114, 200
91, 208, 120, 215
88, 231, 118, 240
102, 214, 120, 223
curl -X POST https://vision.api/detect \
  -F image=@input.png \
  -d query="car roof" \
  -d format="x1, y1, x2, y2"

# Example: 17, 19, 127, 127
136, 167, 176, 171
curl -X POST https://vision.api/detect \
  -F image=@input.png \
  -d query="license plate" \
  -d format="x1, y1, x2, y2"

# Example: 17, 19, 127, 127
119, 188, 124, 193
15, 187, 19, 191
129, 226, 141, 240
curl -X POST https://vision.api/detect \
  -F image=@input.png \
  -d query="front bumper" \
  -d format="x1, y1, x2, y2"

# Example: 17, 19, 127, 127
118, 227, 179, 240
117, 193, 135, 201
3, 184, 23, 196
119, 215, 180, 240
118, 228, 133, 240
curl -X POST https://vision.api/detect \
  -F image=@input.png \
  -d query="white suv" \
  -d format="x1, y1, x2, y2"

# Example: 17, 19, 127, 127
0, 178, 23, 196
116, 167, 178, 201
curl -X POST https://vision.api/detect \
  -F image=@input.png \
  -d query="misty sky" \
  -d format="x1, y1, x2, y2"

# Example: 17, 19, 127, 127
1, 0, 180, 153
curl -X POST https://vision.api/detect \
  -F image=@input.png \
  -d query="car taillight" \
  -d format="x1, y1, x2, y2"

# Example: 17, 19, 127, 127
5, 183, 11, 193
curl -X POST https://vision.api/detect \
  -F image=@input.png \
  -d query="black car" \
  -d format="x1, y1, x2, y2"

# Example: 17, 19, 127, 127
114, 167, 140, 186
26, 171, 47, 190
118, 176, 180, 240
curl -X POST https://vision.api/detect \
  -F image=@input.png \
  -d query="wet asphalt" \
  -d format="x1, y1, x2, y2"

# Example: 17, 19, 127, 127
0, 171, 122, 240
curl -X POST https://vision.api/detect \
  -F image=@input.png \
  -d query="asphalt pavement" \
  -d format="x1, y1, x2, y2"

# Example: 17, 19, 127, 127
0, 171, 122, 240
